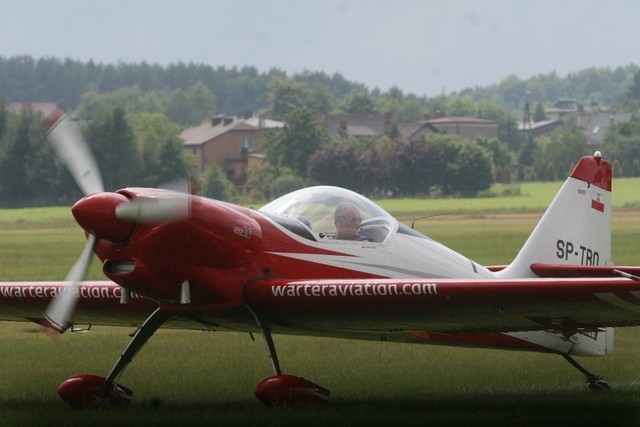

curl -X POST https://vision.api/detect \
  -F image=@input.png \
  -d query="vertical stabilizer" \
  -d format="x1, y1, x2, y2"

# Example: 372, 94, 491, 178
498, 153, 612, 279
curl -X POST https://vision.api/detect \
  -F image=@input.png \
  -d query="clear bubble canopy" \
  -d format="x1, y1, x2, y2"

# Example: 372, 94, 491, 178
259, 186, 398, 242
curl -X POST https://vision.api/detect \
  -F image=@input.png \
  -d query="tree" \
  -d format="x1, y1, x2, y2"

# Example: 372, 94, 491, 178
518, 134, 537, 167
265, 107, 329, 177
86, 106, 141, 190
602, 117, 640, 177
200, 164, 236, 201
307, 85, 336, 114
76, 86, 163, 119
268, 174, 306, 198
339, 89, 378, 114
186, 82, 216, 125
375, 86, 425, 123
354, 139, 394, 195
307, 135, 394, 195
391, 138, 446, 196
625, 70, 640, 101
267, 77, 309, 120
388, 135, 494, 197
0, 108, 67, 205
0, 110, 36, 202
535, 124, 588, 179
128, 112, 193, 186
496, 74, 528, 109
244, 163, 300, 201
440, 137, 494, 196
308, 143, 359, 188
0, 98, 7, 141
533, 102, 547, 122
165, 89, 192, 125
476, 137, 512, 169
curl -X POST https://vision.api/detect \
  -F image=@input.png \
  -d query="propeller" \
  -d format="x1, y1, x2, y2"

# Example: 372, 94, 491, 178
43, 113, 104, 333
43, 113, 191, 332
47, 113, 103, 197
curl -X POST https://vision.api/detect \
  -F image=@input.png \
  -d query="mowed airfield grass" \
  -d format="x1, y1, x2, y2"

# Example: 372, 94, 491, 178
2, 181, 640, 426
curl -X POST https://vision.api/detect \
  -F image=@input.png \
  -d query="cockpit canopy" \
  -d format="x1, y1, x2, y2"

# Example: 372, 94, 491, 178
259, 186, 398, 243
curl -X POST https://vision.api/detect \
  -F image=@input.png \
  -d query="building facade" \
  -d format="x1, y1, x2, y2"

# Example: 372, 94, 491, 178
181, 113, 284, 185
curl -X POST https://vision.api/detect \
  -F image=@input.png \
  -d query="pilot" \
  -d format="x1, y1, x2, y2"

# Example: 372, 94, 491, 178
334, 202, 365, 240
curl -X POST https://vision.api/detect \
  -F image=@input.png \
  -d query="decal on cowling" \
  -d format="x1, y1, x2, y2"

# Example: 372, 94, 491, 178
234, 226, 252, 238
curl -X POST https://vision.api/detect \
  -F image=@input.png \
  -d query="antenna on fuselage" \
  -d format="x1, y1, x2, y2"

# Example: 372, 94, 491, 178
411, 213, 451, 229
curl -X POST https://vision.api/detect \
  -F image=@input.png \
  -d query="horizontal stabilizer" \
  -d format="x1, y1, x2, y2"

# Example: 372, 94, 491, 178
531, 264, 640, 278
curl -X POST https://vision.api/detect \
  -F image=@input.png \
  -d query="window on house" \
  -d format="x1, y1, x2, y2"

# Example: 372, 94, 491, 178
239, 137, 255, 153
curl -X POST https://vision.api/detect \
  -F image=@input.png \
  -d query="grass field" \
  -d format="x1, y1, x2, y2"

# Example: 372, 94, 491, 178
3, 181, 640, 426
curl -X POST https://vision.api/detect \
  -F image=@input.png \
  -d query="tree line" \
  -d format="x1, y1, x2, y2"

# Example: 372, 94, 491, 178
2, 55, 638, 118
0, 56, 363, 117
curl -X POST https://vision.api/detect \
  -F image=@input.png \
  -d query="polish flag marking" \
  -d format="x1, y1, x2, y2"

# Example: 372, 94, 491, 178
591, 191, 605, 212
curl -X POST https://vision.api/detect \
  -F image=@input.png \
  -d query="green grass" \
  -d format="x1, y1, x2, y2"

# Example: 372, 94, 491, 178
0, 206, 76, 228
377, 177, 640, 216
3, 181, 640, 425
1, 324, 640, 426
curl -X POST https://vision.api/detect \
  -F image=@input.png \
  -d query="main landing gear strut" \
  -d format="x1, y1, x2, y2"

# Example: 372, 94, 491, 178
246, 306, 330, 406
57, 308, 173, 408
562, 354, 611, 391
56, 305, 329, 408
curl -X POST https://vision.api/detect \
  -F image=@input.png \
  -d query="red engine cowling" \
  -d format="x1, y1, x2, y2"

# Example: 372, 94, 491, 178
254, 375, 330, 407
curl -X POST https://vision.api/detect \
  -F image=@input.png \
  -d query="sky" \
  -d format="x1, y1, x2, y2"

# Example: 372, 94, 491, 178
1, 0, 640, 96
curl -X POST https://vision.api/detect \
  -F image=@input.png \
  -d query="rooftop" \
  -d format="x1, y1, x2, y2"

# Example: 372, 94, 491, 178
181, 115, 284, 146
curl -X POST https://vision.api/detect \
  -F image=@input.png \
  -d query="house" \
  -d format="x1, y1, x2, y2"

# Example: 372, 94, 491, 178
540, 98, 632, 145
518, 119, 564, 138
399, 114, 501, 140
181, 113, 284, 185
544, 98, 596, 128
322, 113, 392, 138
585, 112, 632, 146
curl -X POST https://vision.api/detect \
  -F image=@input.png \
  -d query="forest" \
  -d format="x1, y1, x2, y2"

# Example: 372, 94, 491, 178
1, 55, 640, 207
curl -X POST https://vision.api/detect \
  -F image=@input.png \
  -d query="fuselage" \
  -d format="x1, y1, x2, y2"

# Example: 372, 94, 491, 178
92, 186, 493, 306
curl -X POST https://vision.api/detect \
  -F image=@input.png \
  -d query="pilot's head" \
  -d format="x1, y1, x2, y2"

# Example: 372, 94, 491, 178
334, 202, 362, 240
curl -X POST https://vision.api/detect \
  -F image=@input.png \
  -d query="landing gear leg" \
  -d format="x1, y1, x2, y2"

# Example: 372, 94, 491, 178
246, 306, 281, 375
562, 354, 611, 391
57, 308, 173, 408
103, 308, 173, 390
245, 306, 329, 406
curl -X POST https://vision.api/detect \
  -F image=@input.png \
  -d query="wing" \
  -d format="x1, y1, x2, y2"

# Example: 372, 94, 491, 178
0, 281, 157, 327
244, 276, 640, 337
0, 281, 257, 332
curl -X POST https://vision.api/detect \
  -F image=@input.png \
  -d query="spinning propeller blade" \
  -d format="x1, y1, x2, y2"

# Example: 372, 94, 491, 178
115, 193, 190, 223
43, 113, 104, 332
115, 179, 191, 223
43, 235, 98, 332
47, 113, 104, 196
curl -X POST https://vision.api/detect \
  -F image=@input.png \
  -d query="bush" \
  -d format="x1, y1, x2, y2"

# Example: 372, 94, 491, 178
269, 174, 307, 199
200, 164, 236, 201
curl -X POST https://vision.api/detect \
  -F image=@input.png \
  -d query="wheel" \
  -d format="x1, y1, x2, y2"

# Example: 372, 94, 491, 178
588, 378, 611, 391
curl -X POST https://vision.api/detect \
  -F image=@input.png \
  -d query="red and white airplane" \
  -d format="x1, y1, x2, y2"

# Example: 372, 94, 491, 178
1, 113, 640, 408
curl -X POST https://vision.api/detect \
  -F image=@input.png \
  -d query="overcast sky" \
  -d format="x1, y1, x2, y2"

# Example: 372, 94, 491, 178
1, 0, 639, 96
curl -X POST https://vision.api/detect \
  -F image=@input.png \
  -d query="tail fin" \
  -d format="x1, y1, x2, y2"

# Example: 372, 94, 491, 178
498, 152, 612, 279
